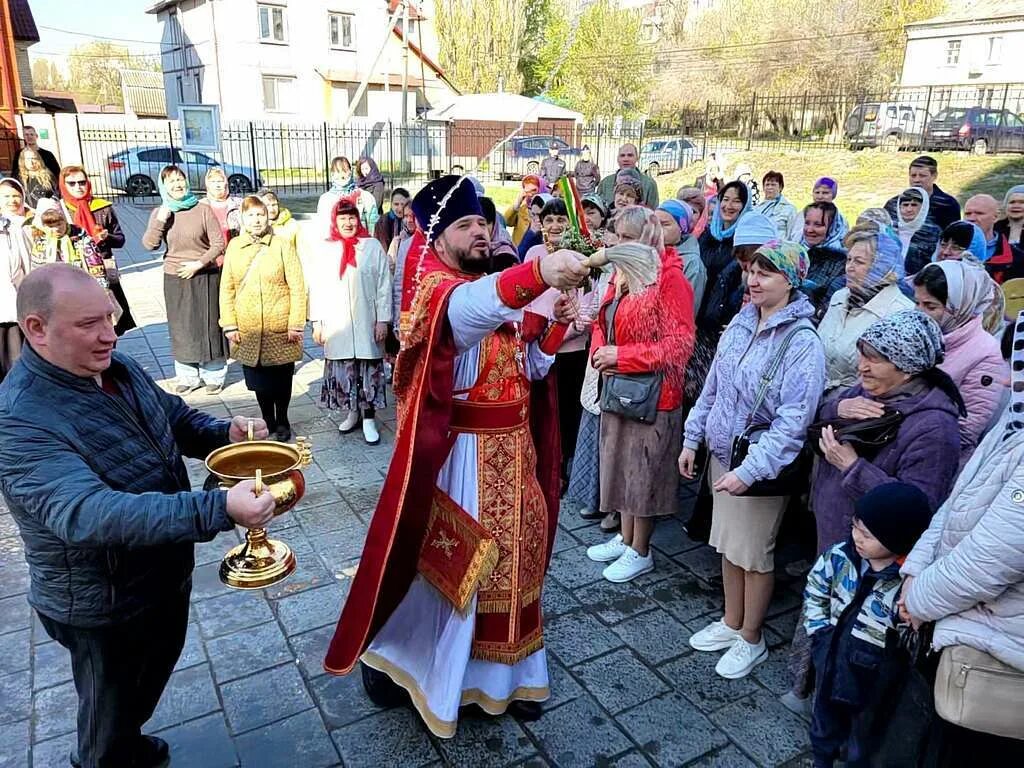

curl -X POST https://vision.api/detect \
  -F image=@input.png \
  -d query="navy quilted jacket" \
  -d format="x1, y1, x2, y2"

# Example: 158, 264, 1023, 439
0, 345, 233, 627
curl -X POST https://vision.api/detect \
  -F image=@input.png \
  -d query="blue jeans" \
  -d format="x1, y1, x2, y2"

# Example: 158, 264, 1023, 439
174, 359, 227, 387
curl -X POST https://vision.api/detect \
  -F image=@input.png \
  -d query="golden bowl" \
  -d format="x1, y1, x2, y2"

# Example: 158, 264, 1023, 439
205, 437, 313, 590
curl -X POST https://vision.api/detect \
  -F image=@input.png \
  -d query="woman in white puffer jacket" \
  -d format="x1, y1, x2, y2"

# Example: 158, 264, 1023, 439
900, 312, 1024, 762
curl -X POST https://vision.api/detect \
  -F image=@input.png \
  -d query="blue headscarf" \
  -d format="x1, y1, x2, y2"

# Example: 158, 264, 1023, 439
657, 199, 693, 235
934, 221, 988, 264
157, 173, 198, 212
708, 181, 751, 241
800, 203, 846, 251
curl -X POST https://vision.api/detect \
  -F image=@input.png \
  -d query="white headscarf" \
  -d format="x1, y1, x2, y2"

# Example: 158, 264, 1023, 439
896, 186, 930, 254
925, 260, 995, 333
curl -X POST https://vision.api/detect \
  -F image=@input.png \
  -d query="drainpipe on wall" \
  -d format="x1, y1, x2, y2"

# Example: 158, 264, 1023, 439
209, 0, 224, 109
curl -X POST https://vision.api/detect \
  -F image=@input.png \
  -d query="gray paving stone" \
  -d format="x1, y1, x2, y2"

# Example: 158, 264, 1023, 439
31, 642, 72, 692
435, 711, 536, 767
766, 608, 801, 644
572, 580, 657, 625
551, 526, 578, 555
193, 589, 274, 639
287, 624, 335, 680
262, 534, 335, 600
144, 663, 220, 733
766, 588, 803, 618
672, 546, 723, 583
522, 694, 632, 768
540, 581, 580, 619
0, 671, 31, 725
0, 719, 29, 768
685, 745, 758, 768
646, 577, 721, 624
220, 663, 314, 735
312, 518, 370, 574
28, 731, 74, 768
547, 546, 605, 590
658, 651, 761, 713
155, 711, 239, 768
609, 608, 693, 666
650, 518, 705, 557
751, 649, 793, 696
617, 691, 729, 767
709, 690, 811, 767
235, 708, 338, 768
0, 596, 30, 636
32, 680, 76, 742
275, 582, 348, 637
567, 522, 612, 547
544, 609, 624, 667
189, 561, 235, 601
557, 500, 596, 531
0, 515, 18, 539
330, 707, 438, 768
544, 659, 586, 710
602, 752, 655, 768
309, 669, 386, 729
0, 630, 29, 676
572, 648, 669, 714
173, 622, 207, 672
206, 621, 294, 684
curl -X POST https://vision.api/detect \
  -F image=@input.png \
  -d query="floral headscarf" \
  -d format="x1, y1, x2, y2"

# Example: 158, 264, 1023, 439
754, 239, 809, 287
859, 309, 944, 375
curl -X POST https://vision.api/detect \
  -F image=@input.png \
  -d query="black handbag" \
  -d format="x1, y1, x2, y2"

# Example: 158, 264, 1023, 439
598, 295, 662, 424
807, 409, 904, 458
729, 323, 816, 497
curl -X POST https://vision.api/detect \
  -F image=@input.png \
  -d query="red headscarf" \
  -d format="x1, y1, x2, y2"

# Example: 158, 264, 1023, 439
328, 196, 369, 277
59, 173, 102, 239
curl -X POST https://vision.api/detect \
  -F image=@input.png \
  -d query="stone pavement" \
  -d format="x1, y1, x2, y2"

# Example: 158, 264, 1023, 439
0, 204, 815, 768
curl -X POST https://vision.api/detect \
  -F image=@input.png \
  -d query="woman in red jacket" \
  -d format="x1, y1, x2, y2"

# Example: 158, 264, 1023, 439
585, 205, 696, 582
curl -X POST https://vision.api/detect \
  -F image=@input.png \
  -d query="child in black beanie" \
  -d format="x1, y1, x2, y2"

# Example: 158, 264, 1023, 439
803, 482, 934, 768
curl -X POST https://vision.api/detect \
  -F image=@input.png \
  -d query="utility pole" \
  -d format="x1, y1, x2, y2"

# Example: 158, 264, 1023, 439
341, 1, 403, 125
401, 0, 410, 124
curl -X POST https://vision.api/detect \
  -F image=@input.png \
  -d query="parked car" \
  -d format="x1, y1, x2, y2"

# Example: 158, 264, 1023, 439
924, 107, 1024, 154
495, 135, 581, 180
106, 146, 261, 196
844, 102, 930, 150
639, 137, 698, 175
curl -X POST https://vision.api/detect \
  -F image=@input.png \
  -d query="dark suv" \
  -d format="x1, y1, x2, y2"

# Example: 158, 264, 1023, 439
925, 107, 1024, 154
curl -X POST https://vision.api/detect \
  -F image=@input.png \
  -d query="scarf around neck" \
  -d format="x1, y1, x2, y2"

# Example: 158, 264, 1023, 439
158, 177, 199, 212
59, 177, 108, 240
329, 220, 370, 278
709, 192, 751, 241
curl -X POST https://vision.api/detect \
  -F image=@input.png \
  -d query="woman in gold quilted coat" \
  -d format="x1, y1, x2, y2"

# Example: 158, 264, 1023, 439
220, 195, 307, 441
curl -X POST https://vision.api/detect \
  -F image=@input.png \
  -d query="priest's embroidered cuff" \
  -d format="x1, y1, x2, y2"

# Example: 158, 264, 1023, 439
496, 260, 546, 309
417, 489, 499, 613
539, 322, 569, 355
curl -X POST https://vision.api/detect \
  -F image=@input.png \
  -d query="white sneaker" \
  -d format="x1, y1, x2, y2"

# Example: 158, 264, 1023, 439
603, 547, 654, 583
689, 619, 744, 652
362, 418, 380, 445
338, 410, 359, 433
715, 635, 768, 679
587, 534, 626, 563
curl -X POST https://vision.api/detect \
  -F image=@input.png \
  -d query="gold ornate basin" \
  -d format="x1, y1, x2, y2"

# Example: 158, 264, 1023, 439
206, 436, 313, 589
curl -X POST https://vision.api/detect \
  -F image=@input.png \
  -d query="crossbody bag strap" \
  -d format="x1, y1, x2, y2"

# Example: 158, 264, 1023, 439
238, 243, 269, 292
745, 321, 816, 427
604, 293, 621, 346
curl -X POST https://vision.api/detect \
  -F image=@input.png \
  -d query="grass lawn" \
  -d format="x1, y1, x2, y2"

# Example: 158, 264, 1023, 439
657, 148, 1024, 221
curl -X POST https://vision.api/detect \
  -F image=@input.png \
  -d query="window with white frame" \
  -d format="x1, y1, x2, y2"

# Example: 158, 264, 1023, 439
986, 36, 1003, 64
945, 39, 961, 65
329, 12, 355, 50
396, 17, 417, 38
262, 75, 295, 112
258, 4, 287, 43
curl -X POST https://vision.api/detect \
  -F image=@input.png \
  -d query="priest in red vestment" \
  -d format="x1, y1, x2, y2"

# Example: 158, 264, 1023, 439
324, 175, 589, 738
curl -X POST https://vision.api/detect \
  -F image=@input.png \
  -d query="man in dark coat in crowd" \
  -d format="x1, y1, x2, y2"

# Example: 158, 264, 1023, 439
0, 264, 277, 768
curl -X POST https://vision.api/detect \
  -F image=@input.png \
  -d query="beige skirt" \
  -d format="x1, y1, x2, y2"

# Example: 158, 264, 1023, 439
599, 407, 682, 518
708, 458, 789, 573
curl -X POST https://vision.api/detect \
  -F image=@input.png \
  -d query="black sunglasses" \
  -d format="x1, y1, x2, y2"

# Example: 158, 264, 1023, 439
66, 180, 88, 187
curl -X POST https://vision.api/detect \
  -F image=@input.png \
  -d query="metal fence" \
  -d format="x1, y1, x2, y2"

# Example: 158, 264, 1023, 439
6, 81, 1024, 201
